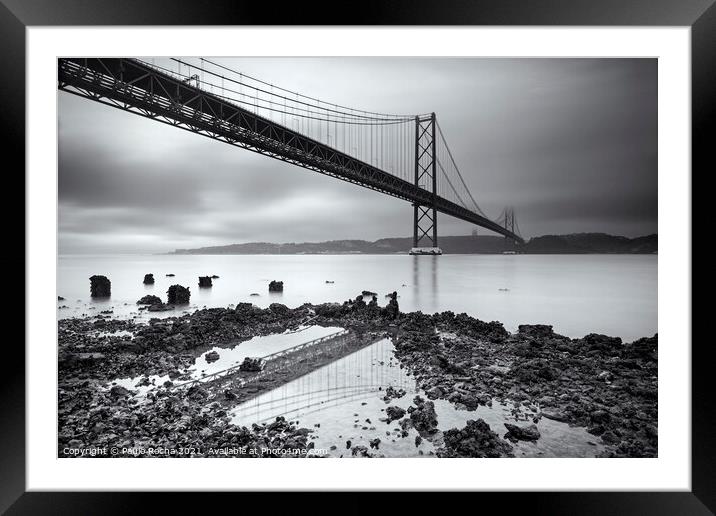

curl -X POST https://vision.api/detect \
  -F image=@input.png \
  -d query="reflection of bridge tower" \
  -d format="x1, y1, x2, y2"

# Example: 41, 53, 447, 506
411, 113, 442, 255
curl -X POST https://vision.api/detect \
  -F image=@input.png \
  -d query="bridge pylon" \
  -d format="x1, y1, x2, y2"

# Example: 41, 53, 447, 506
410, 113, 442, 255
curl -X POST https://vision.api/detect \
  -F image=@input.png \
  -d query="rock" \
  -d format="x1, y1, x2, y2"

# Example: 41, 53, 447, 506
385, 406, 406, 422
143, 274, 155, 285
137, 295, 162, 305
204, 351, 220, 363
541, 410, 568, 422
362, 290, 377, 297
325, 280, 335, 284
147, 303, 173, 312
224, 390, 237, 400
249, 293, 260, 297
590, 410, 611, 424
346, 440, 352, 449
199, 276, 213, 288
351, 445, 370, 457
211, 275, 220, 279
408, 396, 439, 434
58, 296, 65, 301
166, 273, 175, 277
384, 291, 399, 319
439, 419, 514, 458
504, 423, 541, 441
89, 275, 111, 298
369, 438, 381, 449
109, 385, 130, 398
167, 284, 190, 304
268, 280, 284, 292
239, 357, 264, 372
382, 386, 406, 402
415, 435, 422, 447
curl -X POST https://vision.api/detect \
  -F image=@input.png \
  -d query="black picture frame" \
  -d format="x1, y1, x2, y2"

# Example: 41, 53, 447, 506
3, 0, 710, 513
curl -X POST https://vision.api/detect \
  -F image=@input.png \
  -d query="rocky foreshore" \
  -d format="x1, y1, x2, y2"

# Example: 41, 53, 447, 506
58, 293, 657, 458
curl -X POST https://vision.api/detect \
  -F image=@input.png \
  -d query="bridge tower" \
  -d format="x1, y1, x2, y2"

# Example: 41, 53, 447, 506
410, 113, 442, 255
503, 207, 520, 250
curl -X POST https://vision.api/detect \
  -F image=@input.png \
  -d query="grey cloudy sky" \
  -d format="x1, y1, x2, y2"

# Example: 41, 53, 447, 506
59, 57, 657, 254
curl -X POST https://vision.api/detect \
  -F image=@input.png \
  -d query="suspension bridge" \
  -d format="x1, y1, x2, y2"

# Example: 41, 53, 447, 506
58, 57, 524, 251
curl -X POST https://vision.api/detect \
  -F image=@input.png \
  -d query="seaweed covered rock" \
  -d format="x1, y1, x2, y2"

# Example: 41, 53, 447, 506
269, 280, 284, 292
504, 423, 541, 442
89, 275, 111, 298
408, 396, 439, 435
143, 274, 154, 285
137, 295, 162, 305
167, 284, 190, 304
199, 276, 213, 288
439, 419, 514, 458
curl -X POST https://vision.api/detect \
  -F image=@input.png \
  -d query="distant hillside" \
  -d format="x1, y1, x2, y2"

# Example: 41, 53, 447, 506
171, 233, 657, 255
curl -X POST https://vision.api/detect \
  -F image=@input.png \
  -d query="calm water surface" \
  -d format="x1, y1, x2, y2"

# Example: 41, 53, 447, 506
59, 254, 656, 341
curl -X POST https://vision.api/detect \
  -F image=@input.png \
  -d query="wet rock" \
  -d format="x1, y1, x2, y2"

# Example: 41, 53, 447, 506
167, 284, 190, 304
199, 276, 213, 288
369, 438, 381, 449
362, 290, 377, 297
143, 274, 155, 285
415, 435, 422, 447
224, 390, 237, 400
89, 275, 111, 298
384, 291, 399, 320
137, 295, 162, 305
408, 396, 438, 434
211, 275, 220, 279
504, 423, 541, 442
109, 385, 130, 398
382, 386, 406, 402
204, 350, 220, 363
268, 280, 284, 292
346, 440, 352, 449
385, 406, 406, 422
438, 419, 514, 458
58, 296, 65, 301
147, 303, 173, 312
239, 357, 264, 372
249, 293, 260, 297
325, 280, 335, 284
351, 445, 371, 457
166, 273, 175, 277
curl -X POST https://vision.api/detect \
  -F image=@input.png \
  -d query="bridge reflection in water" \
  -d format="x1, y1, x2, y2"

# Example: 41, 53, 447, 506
231, 338, 415, 427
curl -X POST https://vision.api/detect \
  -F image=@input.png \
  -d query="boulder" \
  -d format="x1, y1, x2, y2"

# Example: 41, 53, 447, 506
167, 284, 191, 304
143, 274, 155, 285
385, 291, 399, 319
268, 280, 284, 292
504, 423, 541, 441
439, 419, 514, 458
89, 275, 111, 298
204, 350, 220, 363
199, 276, 213, 288
385, 406, 406, 422
137, 295, 162, 305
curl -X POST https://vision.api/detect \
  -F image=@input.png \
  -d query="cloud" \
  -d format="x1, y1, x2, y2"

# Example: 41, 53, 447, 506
58, 58, 657, 253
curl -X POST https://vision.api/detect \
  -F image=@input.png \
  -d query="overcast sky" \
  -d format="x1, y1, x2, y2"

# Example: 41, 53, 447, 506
58, 57, 657, 254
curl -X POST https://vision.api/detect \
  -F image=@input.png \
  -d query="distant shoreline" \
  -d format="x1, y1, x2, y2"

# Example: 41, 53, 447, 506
168, 232, 657, 256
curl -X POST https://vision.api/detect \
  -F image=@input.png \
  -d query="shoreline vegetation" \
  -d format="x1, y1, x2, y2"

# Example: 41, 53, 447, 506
58, 290, 657, 459
169, 232, 657, 256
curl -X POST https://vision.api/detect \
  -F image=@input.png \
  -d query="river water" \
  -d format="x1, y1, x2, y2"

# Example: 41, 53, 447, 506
59, 254, 656, 341
63, 253, 655, 457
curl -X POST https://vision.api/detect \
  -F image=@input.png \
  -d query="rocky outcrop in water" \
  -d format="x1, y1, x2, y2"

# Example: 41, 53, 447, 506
143, 274, 154, 285
269, 280, 283, 292
199, 276, 212, 288
239, 357, 264, 372
385, 406, 406, 422
385, 291, 399, 319
204, 351, 220, 363
89, 275, 111, 298
504, 423, 541, 442
137, 295, 162, 305
408, 396, 439, 435
167, 284, 190, 304
438, 419, 514, 458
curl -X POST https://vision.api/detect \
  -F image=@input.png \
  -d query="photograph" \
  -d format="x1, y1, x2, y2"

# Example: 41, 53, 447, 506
56, 56, 658, 459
